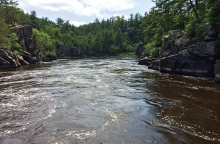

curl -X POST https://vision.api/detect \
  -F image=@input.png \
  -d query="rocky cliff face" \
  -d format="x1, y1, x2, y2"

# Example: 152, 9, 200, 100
56, 45, 83, 58
1, 25, 53, 70
17, 25, 35, 55
0, 49, 21, 69
139, 24, 220, 77
56, 44, 99, 58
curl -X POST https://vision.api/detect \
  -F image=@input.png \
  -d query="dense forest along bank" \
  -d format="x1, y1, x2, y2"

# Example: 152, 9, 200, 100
0, 57, 220, 143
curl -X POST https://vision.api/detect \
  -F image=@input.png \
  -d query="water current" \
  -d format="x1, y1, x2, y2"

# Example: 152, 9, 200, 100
0, 56, 220, 144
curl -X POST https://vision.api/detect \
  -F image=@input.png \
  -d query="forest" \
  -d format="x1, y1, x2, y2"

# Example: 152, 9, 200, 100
0, 0, 220, 58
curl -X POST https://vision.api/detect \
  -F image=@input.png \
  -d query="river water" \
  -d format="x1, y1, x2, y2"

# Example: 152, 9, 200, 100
0, 57, 220, 144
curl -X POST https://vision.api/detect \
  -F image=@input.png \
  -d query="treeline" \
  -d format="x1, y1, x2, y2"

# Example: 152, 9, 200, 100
143, 0, 220, 57
0, 0, 220, 57
29, 12, 145, 55
0, 0, 146, 56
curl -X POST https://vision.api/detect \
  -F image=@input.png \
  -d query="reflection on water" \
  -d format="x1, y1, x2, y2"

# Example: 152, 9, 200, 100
0, 57, 220, 144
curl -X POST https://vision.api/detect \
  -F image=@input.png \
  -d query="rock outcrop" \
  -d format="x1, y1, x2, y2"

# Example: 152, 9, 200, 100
139, 25, 220, 78
16, 25, 35, 55
56, 44, 100, 58
21, 51, 38, 64
0, 49, 23, 69
42, 53, 57, 62
56, 45, 84, 58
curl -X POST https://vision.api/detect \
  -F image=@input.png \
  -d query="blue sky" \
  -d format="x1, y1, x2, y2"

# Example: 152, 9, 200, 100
17, 0, 155, 26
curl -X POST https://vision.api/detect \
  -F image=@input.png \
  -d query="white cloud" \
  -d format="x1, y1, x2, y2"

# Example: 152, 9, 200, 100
21, 0, 135, 17
70, 21, 87, 27
113, 14, 129, 20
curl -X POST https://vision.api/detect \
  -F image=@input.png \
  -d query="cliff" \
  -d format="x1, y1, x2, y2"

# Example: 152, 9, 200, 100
56, 44, 99, 58
0, 25, 57, 70
139, 24, 220, 79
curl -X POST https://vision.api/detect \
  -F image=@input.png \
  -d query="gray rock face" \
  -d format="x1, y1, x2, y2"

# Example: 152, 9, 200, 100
140, 26, 220, 78
56, 45, 84, 58
187, 41, 220, 56
204, 24, 219, 37
17, 25, 35, 54
0, 49, 21, 69
22, 51, 38, 64
204, 35, 218, 42
18, 56, 29, 65
56, 44, 99, 58
161, 30, 191, 57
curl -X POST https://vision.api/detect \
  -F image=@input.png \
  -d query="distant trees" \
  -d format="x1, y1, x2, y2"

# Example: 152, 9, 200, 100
1, 0, 219, 58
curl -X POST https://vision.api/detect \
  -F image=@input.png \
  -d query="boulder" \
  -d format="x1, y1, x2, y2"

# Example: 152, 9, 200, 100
204, 35, 218, 42
22, 51, 38, 64
204, 24, 219, 38
139, 56, 156, 65
7, 51, 21, 67
161, 30, 190, 57
42, 53, 57, 62
18, 56, 29, 65
0, 49, 20, 69
0, 57, 10, 69
160, 54, 178, 73
151, 58, 160, 70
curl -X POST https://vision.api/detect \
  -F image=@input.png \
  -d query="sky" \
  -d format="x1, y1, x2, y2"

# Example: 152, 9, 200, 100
17, 0, 155, 27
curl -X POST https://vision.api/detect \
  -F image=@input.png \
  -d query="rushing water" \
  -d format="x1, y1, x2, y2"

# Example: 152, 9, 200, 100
0, 56, 220, 144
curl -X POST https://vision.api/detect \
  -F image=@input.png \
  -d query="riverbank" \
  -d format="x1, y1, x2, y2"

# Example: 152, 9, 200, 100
138, 25, 220, 83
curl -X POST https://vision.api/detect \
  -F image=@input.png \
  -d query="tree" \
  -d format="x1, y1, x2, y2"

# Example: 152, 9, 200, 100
32, 29, 56, 57
10, 33, 21, 54
30, 11, 37, 28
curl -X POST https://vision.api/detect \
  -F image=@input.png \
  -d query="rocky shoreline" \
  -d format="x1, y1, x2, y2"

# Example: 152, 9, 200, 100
0, 25, 57, 70
138, 25, 220, 83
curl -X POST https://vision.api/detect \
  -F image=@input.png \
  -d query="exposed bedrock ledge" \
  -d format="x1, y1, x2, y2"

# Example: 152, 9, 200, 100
138, 26, 220, 78
56, 44, 100, 58
0, 49, 22, 69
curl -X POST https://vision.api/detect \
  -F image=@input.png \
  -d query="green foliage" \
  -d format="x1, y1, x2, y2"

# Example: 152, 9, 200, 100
184, 16, 198, 38
10, 33, 21, 54
0, 17, 9, 49
117, 52, 135, 56
143, 0, 220, 57
32, 29, 56, 58
208, 1, 220, 26
151, 47, 160, 58
2, 0, 220, 58
13, 50, 20, 56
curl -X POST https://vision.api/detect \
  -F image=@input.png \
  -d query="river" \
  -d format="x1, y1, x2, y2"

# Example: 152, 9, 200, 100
0, 56, 220, 144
